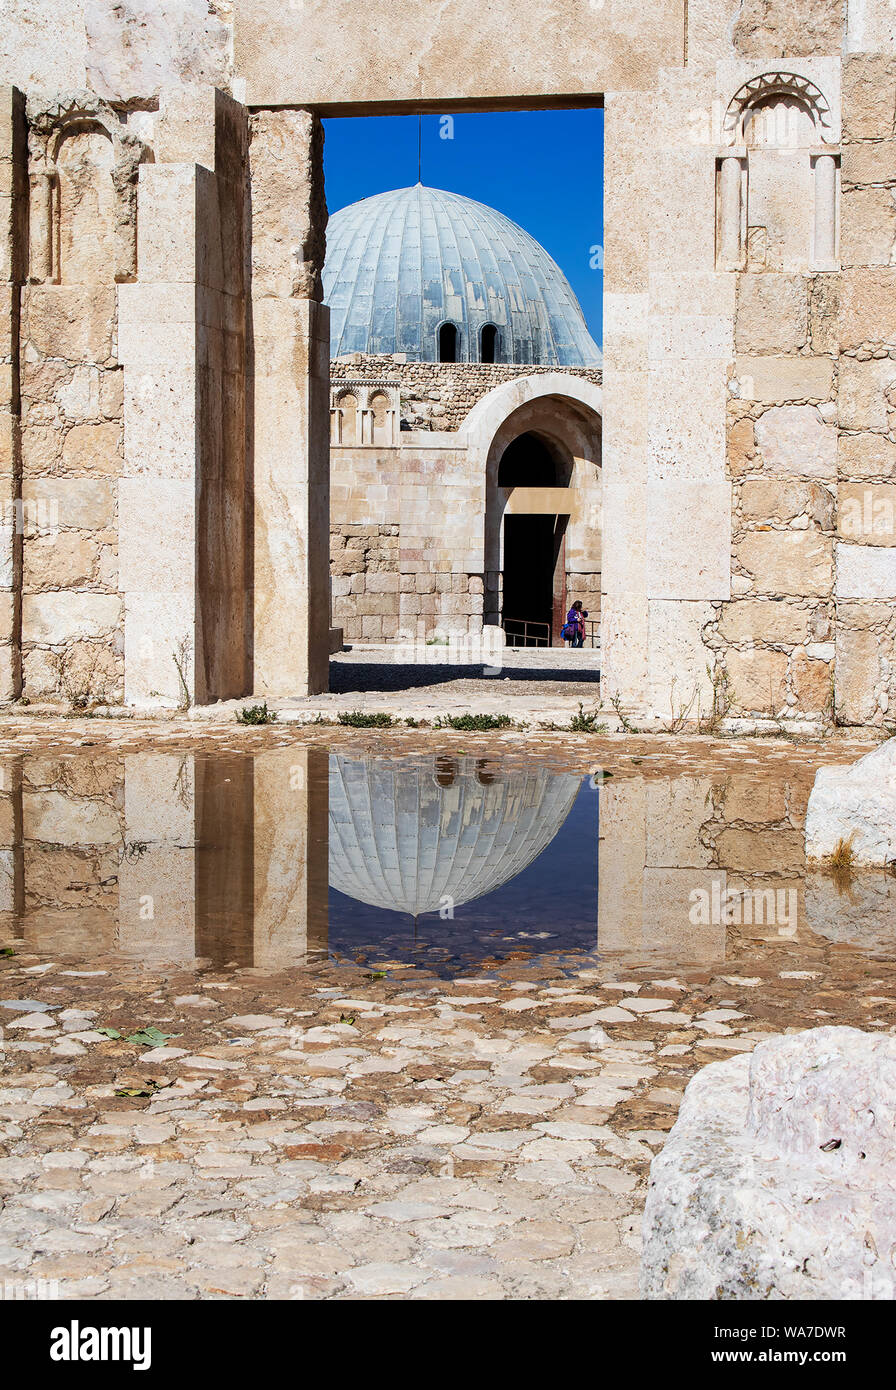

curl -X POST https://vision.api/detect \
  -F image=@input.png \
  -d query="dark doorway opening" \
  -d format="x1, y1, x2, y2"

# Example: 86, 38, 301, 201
480, 323, 498, 363
498, 432, 559, 487
502, 513, 567, 646
438, 321, 458, 362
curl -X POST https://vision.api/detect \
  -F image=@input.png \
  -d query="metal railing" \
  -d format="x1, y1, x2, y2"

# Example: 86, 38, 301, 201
503, 617, 551, 648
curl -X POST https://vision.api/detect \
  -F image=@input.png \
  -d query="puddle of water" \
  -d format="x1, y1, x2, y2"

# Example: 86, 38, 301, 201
1, 745, 895, 979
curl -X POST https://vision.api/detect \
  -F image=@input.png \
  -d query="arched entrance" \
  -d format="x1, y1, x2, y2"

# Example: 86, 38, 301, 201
461, 377, 602, 653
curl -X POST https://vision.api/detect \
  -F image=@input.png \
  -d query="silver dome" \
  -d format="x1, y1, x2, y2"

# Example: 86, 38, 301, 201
328, 754, 581, 916
323, 184, 602, 367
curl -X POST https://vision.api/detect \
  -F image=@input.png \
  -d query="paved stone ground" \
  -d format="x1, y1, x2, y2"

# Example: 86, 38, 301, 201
1, 929, 894, 1300
203, 648, 607, 727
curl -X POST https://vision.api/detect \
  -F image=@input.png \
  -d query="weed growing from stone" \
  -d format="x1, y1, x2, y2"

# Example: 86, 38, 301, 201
337, 711, 395, 727
569, 703, 608, 733
433, 713, 516, 731
236, 702, 277, 725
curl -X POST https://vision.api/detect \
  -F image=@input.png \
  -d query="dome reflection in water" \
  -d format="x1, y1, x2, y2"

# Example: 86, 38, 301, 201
327, 754, 595, 969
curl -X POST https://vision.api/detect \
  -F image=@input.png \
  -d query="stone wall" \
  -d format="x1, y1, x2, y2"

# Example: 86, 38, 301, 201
17, 95, 141, 705
330, 357, 603, 432
712, 324, 839, 722
330, 523, 484, 643
708, 48, 896, 729
830, 54, 896, 727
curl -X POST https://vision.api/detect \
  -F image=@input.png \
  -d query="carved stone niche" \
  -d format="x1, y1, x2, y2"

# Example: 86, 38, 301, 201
717, 72, 839, 274
26, 92, 151, 285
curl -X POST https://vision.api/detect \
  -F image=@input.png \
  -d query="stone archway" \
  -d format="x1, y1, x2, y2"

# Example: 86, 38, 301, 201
459, 375, 602, 650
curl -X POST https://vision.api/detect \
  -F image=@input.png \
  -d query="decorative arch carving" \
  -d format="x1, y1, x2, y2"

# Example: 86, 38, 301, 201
26, 92, 151, 284
723, 72, 835, 146
334, 389, 359, 444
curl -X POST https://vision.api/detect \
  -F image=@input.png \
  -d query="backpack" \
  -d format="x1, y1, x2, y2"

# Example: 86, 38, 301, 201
561, 622, 575, 641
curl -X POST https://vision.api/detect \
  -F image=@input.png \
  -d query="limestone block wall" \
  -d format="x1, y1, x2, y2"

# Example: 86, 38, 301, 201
711, 302, 839, 721
330, 358, 602, 432
598, 759, 814, 961
330, 520, 484, 643
16, 95, 145, 704
330, 428, 484, 642
708, 43, 896, 729
19, 754, 123, 954
830, 54, 896, 727
0, 85, 255, 709
0, 87, 25, 700
331, 524, 400, 642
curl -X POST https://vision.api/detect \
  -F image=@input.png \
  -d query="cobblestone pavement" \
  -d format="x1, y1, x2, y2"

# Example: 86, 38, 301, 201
1, 929, 894, 1300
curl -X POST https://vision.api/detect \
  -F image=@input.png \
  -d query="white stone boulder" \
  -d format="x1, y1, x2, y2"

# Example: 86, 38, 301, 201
805, 737, 896, 867
641, 1027, 896, 1300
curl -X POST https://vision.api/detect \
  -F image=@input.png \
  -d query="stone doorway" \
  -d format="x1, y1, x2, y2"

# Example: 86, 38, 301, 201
502, 513, 567, 646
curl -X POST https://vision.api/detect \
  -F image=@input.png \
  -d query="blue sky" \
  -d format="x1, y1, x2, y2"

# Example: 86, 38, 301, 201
323, 108, 604, 345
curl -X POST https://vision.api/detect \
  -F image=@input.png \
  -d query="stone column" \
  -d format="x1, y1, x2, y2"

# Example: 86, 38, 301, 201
600, 91, 650, 717
813, 153, 838, 267
0, 755, 23, 943
119, 88, 251, 708
249, 109, 330, 697
0, 88, 25, 701
603, 86, 733, 722
119, 754, 198, 964
598, 776, 725, 961
118, 161, 202, 708
718, 155, 743, 267
251, 747, 329, 966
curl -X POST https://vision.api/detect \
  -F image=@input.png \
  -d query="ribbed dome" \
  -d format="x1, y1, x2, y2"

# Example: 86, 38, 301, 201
323, 184, 602, 367
328, 754, 581, 917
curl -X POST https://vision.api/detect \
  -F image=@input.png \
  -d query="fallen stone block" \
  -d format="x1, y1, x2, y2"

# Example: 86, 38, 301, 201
641, 1027, 896, 1300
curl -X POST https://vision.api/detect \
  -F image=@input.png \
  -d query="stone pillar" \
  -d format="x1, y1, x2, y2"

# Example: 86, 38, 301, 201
813, 153, 838, 267
119, 88, 250, 708
600, 91, 650, 717
119, 754, 198, 964
251, 747, 329, 966
26, 170, 51, 284
249, 109, 330, 697
118, 162, 204, 708
718, 155, 743, 267
598, 775, 725, 961
0, 88, 25, 701
603, 84, 733, 723
0, 755, 23, 943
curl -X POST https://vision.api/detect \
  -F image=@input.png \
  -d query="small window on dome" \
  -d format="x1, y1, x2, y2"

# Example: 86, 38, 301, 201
438, 322, 458, 363
480, 324, 498, 363
434, 756, 458, 788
